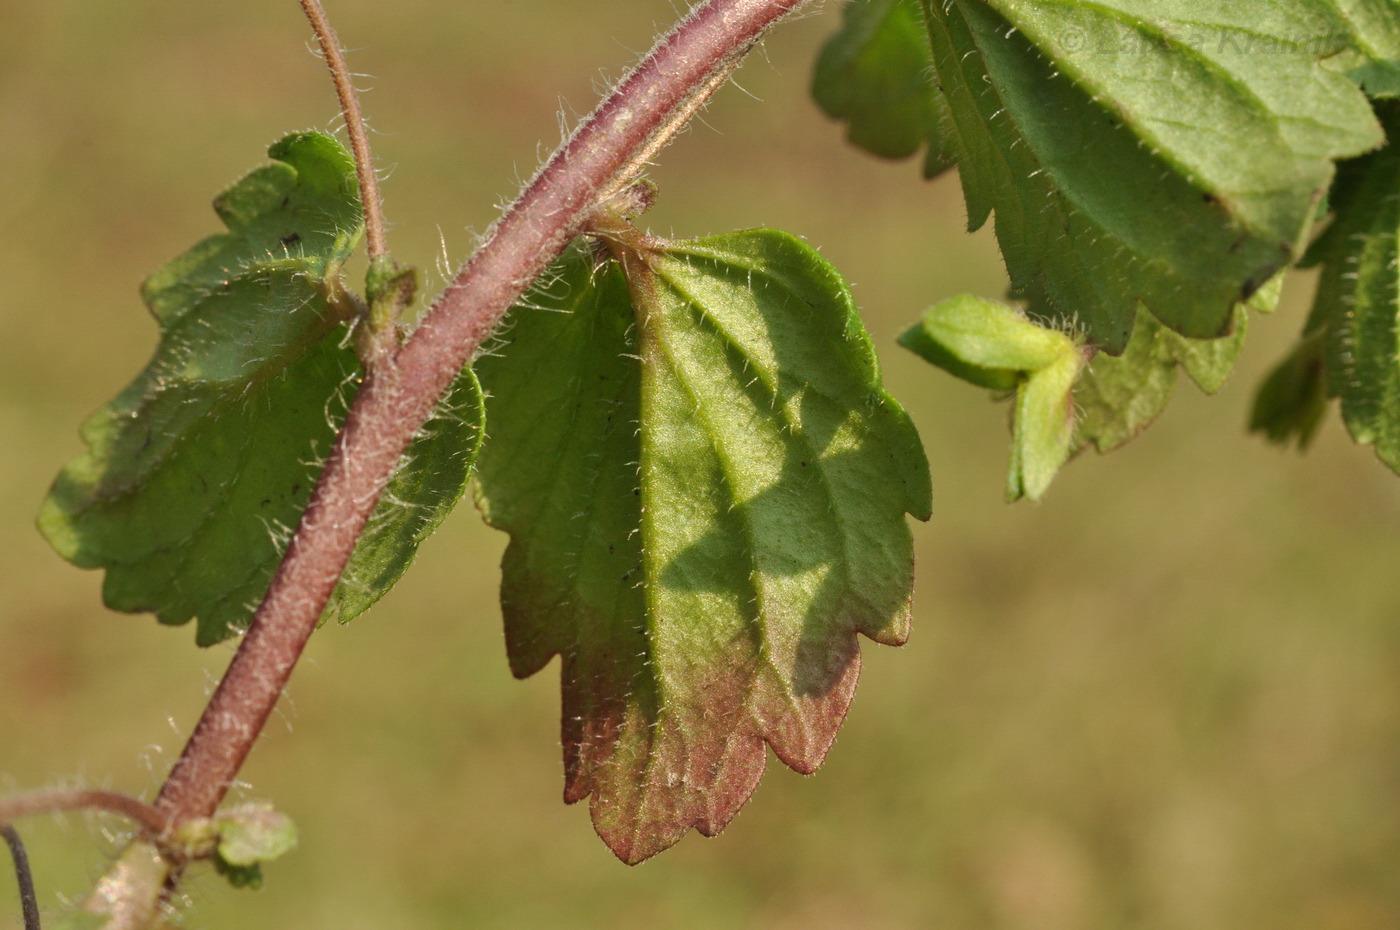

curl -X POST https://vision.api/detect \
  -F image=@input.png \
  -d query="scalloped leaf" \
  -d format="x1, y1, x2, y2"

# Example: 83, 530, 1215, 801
813, 0, 957, 177
1075, 305, 1249, 454
1255, 102, 1400, 468
474, 232, 930, 864
923, 0, 1381, 353
40, 132, 483, 645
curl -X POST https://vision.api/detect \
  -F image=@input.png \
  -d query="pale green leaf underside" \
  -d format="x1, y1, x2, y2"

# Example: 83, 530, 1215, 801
474, 232, 930, 865
924, 0, 1381, 353
1328, 0, 1400, 97
40, 132, 483, 645
898, 294, 1082, 501
213, 804, 299, 868
813, 0, 958, 177
902, 287, 1260, 497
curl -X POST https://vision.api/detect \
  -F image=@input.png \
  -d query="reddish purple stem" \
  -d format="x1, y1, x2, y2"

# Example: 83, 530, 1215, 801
154, 0, 810, 825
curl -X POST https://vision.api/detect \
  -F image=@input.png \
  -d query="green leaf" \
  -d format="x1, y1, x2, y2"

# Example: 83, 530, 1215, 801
213, 803, 298, 869
908, 282, 1261, 484
1321, 162, 1400, 463
474, 232, 930, 864
1010, 346, 1083, 501
1327, 0, 1400, 97
322, 371, 484, 625
167, 801, 298, 892
1250, 331, 1328, 449
897, 292, 1074, 383
923, 0, 1381, 353
1075, 305, 1247, 454
813, 0, 957, 177
214, 859, 264, 890
39, 132, 483, 645
1263, 102, 1400, 470
899, 294, 1082, 501
1241, 271, 1288, 318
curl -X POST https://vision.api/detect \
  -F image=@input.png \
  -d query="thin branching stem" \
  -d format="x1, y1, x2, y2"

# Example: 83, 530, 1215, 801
0, 790, 170, 838
298, 0, 388, 262
153, 0, 811, 831
2, 826, 40, 930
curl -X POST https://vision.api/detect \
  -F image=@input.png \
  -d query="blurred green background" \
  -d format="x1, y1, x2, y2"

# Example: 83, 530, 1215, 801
4, 1, 1400, 927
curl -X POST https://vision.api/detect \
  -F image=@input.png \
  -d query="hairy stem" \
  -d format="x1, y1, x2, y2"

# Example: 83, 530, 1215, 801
0, 791, 169, 838
2, 826, 40, 930
153, 0, 811, 828
298, 0, 388, 262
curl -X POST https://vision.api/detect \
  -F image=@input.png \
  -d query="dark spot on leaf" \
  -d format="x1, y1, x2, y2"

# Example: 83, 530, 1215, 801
1241, 277, 1259, 300
280, 232, 302, 247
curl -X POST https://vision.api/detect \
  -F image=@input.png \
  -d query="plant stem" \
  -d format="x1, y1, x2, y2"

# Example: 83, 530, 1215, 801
2, 826, 40, 930
298, 0, 388, 262
153, 0, 811, 829
0, 791, 169, 838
